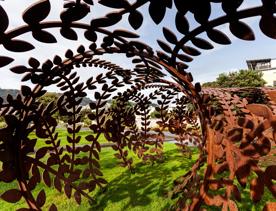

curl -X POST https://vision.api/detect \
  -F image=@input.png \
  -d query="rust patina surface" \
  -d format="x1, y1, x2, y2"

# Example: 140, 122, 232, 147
0, 0, 275, 210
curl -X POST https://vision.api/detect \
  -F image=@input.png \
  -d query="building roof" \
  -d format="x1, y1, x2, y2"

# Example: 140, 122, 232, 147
246, 58, 271, 63
246, 58, 273, 71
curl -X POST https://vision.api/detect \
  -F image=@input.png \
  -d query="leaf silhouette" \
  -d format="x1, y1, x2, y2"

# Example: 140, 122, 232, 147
163, 27, 178, 44
94, 92, 101, 100
174, 0, 188, 14
222, 0, 243, 14
60, 3, 90, 23
128, 10, 143, 29
53, 55, 62, 65
84, 30, 97, 42
83, 0, 94, 5
207, 29, 231, 45
74, 191, 81, 204
4, 39, 35, 52
36, 189, 46, 207
0, 5, 9, 32
250, 177, 264, 202
91, 12, 122, 28
97, 178, 108, 184
99, 0, 129, 8
64, 183, 72, 198
128, 10, 143, 30
1, 189, 22, 203
176, 54, 193, 62
10, 66, 28, 74
49, 204, 58, 211
232, 185, 241, 201
65, 49, 74, 58
0, 56, 14, 68
28, 57, 40, 68
175, 12, 189, 34
36, 147, 49, 160
259, 16, 276, 39
23, 0, 51, 25
43, 170, 51, 187
265, 165, 276, 180
157, 40, 172, 53
21, 73, 32, 82
21, 85, 32, 97
149, 1, 166, 24
193, 2, 211, 24
32, 30, 57, 43
54, 177, 62, 192
60, 27, 78, 40
191, 37, 214, 50
230, 21, 255, 40
181, 46, 201, 56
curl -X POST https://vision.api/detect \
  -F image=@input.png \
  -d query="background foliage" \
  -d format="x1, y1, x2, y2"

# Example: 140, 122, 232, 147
202, 69, 266, 88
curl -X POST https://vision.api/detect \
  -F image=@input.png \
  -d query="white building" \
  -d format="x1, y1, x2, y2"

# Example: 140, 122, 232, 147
247, 58, 276, 87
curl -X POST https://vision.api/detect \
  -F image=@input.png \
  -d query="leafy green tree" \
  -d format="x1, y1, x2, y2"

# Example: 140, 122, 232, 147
79, 108, 93, 127
202, 69, 266, 88
38, 92, 61, 121
150, 109, 160, 118
109, 98, 134, 109
201, 81, 218, 88
38, 92, 59, 106
0, 116, 6, 128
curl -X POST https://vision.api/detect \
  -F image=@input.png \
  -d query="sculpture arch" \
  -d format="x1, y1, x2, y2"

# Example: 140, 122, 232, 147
0, 1, 275, 210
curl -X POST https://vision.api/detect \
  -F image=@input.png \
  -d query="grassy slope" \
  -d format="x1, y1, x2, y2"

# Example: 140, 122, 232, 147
0, 130, 275, 210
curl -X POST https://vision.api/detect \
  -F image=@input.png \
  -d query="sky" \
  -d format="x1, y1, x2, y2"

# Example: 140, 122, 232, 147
0, 0, 276, 93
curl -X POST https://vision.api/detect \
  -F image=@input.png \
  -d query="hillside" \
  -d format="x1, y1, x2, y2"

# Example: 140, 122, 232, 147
0, 88, 92, 106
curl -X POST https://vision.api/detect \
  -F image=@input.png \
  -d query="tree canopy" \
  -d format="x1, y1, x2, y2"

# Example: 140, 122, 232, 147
38, 92, 59, 106
202, 69, 266, 88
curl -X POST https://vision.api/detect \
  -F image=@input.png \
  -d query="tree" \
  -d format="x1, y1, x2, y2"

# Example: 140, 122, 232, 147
79, 107, 93, 127
109, 98, 134, 110
202, 69, 266, 88
150, 109, 160, 118
38, 92, 62, 121
201, 81, 218, 88
38, 92, 59, 106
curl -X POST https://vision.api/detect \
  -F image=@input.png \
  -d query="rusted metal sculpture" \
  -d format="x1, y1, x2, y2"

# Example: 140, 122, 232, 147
0, 0, 275, 210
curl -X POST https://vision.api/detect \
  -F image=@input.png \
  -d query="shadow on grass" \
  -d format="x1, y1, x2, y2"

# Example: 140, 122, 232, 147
90, 148, 197, 211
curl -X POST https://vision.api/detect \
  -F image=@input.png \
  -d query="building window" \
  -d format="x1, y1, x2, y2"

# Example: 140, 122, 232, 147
247, 59, 271, 70
273, 81, 276, 86
257, 62, 271, 70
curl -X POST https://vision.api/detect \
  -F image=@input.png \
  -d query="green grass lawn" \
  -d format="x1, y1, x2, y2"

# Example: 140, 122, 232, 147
0, 144, 198, 210
0, 131, 275, 210
28, 128, 107, 149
